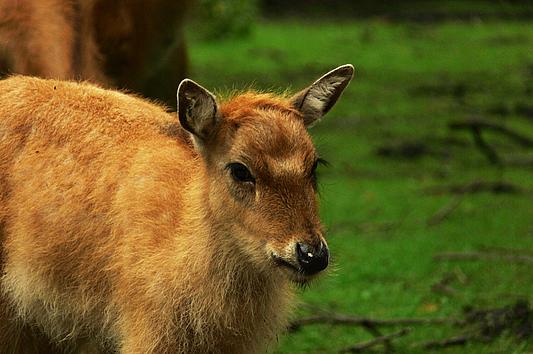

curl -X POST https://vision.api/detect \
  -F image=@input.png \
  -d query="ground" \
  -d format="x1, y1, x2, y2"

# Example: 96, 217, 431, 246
187, 17, 533, 353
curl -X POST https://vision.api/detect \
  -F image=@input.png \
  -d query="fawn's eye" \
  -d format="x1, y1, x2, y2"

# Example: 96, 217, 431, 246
227, 163, 255, 184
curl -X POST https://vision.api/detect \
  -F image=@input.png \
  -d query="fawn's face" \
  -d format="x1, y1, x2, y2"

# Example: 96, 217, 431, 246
207, 103, 328, 284
178, 65, 354, 284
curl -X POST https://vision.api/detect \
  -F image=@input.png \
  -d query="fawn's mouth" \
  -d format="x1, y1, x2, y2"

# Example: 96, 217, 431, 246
270, 254, 310, 285
271, 254, 299, 272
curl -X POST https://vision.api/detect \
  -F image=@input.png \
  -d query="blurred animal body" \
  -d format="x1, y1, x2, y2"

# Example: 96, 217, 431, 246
0, 0, 190, 105
0, 65, 353, 353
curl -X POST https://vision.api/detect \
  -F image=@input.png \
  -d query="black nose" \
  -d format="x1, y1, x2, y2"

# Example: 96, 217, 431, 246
296, 242, 329, 275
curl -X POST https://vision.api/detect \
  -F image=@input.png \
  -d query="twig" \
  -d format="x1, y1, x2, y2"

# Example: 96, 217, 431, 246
472, 125, 501, 164
427, 195, 464, 226
431, 272, 460, 297
434, 251, 533, 264
293, 309, 401, 352
449, 118, 533, 165
448, 119, 533, 148
338, 328, 411, 353
358, 325, 393, 352
288, 314, 457, 332
419, 333, 475, 349
478, 245, 533, 256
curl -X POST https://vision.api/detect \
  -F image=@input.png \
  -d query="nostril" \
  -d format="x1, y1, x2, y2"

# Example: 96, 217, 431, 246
296, 243, 312, 264
296, 242, 329, 275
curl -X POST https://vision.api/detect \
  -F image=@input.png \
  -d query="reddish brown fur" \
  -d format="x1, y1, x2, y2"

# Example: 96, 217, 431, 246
0, 63, 354, 352
0, 77, 330, 353
0, 0, 190, 105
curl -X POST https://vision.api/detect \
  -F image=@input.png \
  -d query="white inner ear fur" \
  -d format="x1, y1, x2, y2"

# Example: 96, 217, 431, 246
295, 64, 354, 127
178, 79, 218, 141
305, 77, 344, 114
184, 91, 217, 134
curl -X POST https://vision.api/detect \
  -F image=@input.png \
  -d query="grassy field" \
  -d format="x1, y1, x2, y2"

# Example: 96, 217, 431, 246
188, 18, 533, 353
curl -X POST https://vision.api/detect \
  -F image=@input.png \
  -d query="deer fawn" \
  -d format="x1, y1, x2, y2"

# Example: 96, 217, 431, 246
0, 64, 354, 353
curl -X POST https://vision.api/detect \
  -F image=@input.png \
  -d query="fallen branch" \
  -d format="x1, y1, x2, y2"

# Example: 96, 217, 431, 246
419, 300, 533, 348
338, 328, 411, 353
424, 180, 526, 195
434, 251, 533, 264
288, 314, 457, 332
292, 301, 533, 352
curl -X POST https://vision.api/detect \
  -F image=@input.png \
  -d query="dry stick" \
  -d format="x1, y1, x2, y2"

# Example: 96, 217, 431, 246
288, 314, 457, 332
338, 328, 411, 353
292, 307, 397, 352
357, 324, 394, 353
431, 272, 460, 297
359, 326, 390, 352
427, 195, 464, 226
472, 126, 501, 164
419, 333, 476, 349
434, 251, 533, 264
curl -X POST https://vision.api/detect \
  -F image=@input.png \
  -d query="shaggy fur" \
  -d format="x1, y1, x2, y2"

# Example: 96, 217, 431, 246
0, 0, 191, 105
0, 65, 353, 353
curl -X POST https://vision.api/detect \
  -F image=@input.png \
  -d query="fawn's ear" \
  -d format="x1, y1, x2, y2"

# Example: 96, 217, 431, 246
291, 64, 354, 127
177, 79, 219, 141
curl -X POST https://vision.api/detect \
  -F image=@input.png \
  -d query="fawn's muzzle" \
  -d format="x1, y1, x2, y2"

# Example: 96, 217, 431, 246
296, 241, 329, 275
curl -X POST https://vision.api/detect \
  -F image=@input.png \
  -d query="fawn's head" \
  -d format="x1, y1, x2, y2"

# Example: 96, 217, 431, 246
177, 65, 354, 284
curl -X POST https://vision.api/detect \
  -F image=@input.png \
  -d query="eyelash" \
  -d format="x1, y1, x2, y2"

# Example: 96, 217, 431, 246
311, 158, 328, 186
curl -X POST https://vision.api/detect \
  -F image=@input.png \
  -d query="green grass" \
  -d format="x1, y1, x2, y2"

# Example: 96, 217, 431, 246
188, 18, 533, 353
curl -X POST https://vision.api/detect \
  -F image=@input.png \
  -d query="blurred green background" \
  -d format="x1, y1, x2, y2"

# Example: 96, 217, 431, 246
190, 1, 533, 353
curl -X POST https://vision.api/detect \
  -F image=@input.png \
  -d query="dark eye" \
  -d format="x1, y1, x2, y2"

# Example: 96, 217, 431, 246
227, 163, 255, 183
